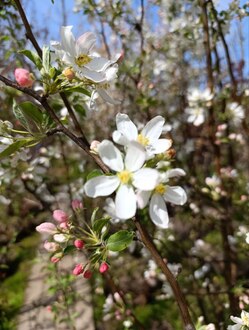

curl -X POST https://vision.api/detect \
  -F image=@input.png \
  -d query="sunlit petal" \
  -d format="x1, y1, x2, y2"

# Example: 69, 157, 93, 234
149, 194, 169, 228
76, 32, 96, 55
84, 175, 120, 197
133, 168, 159, 191
164, 186, 187, 205
125, 142, 145, 172
98, 140, 124, 172
115, 185, 136, 219
141, 116, 164, 142
61, 26, 76, 57
136, 190, 151, 209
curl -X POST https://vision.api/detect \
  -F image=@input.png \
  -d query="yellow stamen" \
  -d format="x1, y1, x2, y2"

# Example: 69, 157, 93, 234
137, 134, 149, 146
155, 183, 166, 195
242, 313, 249, 326
117, 170, 132, 184
75, 54, 92, 67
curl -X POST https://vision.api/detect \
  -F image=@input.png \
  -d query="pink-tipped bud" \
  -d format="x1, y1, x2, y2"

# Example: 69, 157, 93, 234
62, 67, 75, 80
72, 263, 84, 276
74, 239, 85, 249
50, 256, 60, 263
99, 262, 109, 274
53, 209, 69, 223
83, 269, 92, 279
14, 68, 34, 87
72, 199, 83, 211
90, 140, 100, 153
44, 241, 60, 252
59, 221, 69, 230
36, 222, 57, 234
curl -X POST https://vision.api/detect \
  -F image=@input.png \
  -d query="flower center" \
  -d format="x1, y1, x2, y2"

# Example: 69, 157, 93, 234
75, 54, 92, 67
117, 170, 132, 184
242, 313, 249, 326
155, 183, 166, 195
137, 134, 149, 146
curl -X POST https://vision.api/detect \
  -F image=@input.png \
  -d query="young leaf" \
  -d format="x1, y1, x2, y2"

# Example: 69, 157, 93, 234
93, 218, 110, 235
106, 230, 134, 252
18, 49, 42, 69
42, 46, 50, 73
87, 169, 103, 181
13, 100, 30, 131
18, 102, 43, 126
0, 138, 36, 160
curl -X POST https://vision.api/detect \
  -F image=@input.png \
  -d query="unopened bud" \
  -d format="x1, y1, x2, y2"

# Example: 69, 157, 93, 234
90, 140, 100, 153
165, 148, 176, 159
36, 222, 57, 234
83, 269, 92, 279
74, 239, 85, 249
72, 264, 84, 275
72, 199, 83, 211
53, 209, 69, 223
14, 68, 34, 88
63, 67, 75, 80
99, 262, 109, 274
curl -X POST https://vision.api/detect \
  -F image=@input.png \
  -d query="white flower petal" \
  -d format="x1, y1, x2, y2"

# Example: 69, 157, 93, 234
149, 194, 169, 228
164, 186, 187, 205
79, 67, 106, 82
230, 316, 243, 325
133, 168, 159, 191
124, 142, 146, 172
85, 57, 111, 71
98, 140, 124, 172
53, 234, 67, 243
115, 185, 136, 219
151, 138, 172, 154
76, 32, 96, 55
97, 88, 120, 105
113, 113, 138, 145
137, 190, 151, 209
141, 116, 165, 142
84, 175, 120, 197
193, 113, 205, 126
61, 26, 76, 57
164, 168, 186, 180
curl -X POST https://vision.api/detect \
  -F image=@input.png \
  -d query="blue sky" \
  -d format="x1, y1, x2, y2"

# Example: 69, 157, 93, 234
24, 0, 248, 75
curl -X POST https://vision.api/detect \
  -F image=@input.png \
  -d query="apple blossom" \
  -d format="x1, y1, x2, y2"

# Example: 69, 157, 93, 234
228, 310, 249, 329
44, 241, 60, 252
137, 169, 187, 228
112, 113, 172, 158
84, 140, 159, 220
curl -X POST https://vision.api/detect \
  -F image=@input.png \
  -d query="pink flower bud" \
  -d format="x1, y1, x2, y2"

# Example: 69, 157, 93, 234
71, 199, 83, 211
74, 239, 85, 249
14, 68, 34, 87
99, 262, 109, 274
53, 209, 69, 223
50, 256, 60, 263
59, 221, 69, 230
44, 241, 59, 252
83, 269, 92, 279
36, 222, 57, 234
72, 264, 84, 276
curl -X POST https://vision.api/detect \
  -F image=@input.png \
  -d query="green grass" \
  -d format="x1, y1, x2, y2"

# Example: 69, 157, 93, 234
0, 233, 40, 330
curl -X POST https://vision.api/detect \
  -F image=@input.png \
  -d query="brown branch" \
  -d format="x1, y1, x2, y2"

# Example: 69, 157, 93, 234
134, 218, 195, 330
208, 0, 237, 92
13, 0, 42, 57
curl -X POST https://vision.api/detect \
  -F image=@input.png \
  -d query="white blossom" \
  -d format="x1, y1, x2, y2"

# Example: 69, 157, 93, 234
84, 140, 159, 220
112, 113, 172, 158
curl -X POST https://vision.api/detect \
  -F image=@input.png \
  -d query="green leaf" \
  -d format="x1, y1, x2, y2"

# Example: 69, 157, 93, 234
87, 169, 103, 180
91, 207, 99, 224
18, 49, 42, 69
93, 218, 110, 234
74, 104, 86, 116
18, 102, 43, 126
64, 86, 91, 97
13, 100, 30, 131
106, 230, 134, 252
42, 46, 50, 73
63, 245, 76, 255
0, 138, 37, 160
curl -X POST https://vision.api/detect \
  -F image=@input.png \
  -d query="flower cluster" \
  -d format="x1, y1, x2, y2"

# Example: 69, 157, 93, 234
51, 26, 120, 104
84, 113, 187, 228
